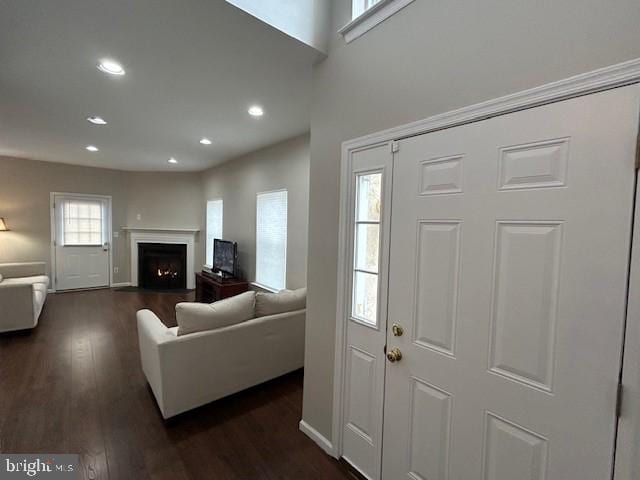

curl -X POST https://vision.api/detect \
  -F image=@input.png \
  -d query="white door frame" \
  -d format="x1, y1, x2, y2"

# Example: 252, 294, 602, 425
49, 192, 113, 292
325, 58, 640, 479
614, 174, 640, 479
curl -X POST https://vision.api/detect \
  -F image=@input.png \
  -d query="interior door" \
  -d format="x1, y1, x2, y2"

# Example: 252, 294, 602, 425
382, 85, 640, 480
339, 143, 393, 479
54, 194, 110, 290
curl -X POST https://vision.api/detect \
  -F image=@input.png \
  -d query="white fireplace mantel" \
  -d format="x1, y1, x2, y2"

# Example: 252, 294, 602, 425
125, 227, 199, 289
122, 226, 200, 233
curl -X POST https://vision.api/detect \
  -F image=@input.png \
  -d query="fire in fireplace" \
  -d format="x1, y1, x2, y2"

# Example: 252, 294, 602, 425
138, 243, 187, 290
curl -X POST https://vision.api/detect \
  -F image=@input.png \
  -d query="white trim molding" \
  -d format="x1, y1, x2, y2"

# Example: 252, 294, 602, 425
299, 420, 335, 457
331, 58, 640, 472
340, 0, 416, 43
342, 58, 640, 151
111, 282, 132, 288
127, 228, 196, 289
122, 226, 200, 233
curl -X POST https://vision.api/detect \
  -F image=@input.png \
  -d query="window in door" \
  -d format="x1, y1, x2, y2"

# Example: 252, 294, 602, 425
62, 199, 105, 246
256, 190, 288, 291
352, 172, 382, 325
205, 199, 224, 267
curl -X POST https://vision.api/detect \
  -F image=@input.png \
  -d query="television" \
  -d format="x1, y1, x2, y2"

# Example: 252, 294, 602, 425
213, 239, 237, 277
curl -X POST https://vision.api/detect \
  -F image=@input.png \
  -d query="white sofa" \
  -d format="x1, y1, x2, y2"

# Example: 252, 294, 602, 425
0, 262, 49, 333
137, 290, 306, 419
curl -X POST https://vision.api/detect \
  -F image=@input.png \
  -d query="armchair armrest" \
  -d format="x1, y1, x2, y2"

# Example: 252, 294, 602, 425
0, 262, 47, 278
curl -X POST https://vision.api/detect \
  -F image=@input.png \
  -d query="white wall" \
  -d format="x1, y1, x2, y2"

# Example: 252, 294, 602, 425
201, 134, 310, 288
0, 156, 203, 284
0, 134, 309, 289
302, 0, 640, 442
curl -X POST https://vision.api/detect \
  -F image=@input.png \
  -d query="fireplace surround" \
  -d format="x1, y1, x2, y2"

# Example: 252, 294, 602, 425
138, 243, 186, 290
124, 227, 199, 289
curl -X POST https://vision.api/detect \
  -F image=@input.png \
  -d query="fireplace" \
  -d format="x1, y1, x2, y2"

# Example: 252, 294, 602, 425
138, 243, 187, 290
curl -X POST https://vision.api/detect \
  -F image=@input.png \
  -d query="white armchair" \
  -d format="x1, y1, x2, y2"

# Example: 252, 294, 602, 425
0, 262, 49, 333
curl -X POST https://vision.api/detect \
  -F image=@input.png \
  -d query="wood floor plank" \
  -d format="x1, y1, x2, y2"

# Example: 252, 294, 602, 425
0, 288, 352, 480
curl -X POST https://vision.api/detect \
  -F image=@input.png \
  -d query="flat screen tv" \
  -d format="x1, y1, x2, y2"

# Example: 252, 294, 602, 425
213, 239, 237, 277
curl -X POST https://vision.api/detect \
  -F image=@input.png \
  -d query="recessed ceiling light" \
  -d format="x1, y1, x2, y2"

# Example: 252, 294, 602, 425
97, 59, 125, 76
248, 105, 264, 117
87, 116, 107, 125
168, 157, 178, 164
199, 138, 212, 145
86, 145, 99, 152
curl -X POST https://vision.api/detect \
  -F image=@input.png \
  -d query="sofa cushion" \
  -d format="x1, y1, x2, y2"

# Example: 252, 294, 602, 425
176, 291, 256, 336
255, 287, 306, 317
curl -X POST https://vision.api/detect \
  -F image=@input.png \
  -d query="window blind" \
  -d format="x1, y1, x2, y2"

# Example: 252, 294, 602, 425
256, 190, 288, 291
205, 199, 224, 266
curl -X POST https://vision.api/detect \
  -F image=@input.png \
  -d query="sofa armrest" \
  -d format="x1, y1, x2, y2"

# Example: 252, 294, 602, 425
137, 309, 173, 415
0, 282, 36, 331
0, 262, 47, 279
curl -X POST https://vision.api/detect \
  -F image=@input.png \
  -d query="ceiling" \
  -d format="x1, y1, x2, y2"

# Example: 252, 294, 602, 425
0, 0, 317, 171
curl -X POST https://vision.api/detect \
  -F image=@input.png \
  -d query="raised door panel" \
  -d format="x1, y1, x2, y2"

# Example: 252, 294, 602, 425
483, 413, 548, 480
419, 155, 464, 196
413, 221, 461, 356
408, 379, 452, 480
343, 346, 378, 472
489, 222, 562, 392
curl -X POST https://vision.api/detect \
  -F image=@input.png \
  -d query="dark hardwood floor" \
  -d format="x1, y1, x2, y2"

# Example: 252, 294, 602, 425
0, 289, 354, 480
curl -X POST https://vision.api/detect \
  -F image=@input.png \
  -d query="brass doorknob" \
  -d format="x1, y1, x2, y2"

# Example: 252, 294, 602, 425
386, 347, 402, 363
392, 323, 404, 337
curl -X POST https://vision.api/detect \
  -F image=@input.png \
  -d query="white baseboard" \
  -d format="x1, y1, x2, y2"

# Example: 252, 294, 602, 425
111, 282, 132, 288
299, 420, 336, 458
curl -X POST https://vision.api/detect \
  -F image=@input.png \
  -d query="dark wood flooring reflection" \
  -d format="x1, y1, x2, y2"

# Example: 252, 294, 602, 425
0, 289, 353, 480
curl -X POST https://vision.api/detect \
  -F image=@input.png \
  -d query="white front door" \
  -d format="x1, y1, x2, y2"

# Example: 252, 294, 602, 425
382, 85, 640, 479
53, 194, 111, 291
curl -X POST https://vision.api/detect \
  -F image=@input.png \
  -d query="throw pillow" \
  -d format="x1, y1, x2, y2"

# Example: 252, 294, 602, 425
255, 287, 307, 317
176, 291, 256, 336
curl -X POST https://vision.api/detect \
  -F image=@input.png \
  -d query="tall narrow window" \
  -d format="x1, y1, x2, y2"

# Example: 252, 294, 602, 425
206, 199, 223, 267
62, 199, 104, 246
352, 172, 382, 325
256, 190, 288, 291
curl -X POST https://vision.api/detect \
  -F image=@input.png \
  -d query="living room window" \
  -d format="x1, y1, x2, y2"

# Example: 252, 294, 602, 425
352, 172, 382, 325
256, 190, 288, 291
352, 0, 382, 19
205, 199, 223, 267
62, 199, 105, 246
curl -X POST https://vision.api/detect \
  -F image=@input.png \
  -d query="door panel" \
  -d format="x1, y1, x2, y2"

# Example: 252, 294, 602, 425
408, 378, 452, 480
414, 221, 461, 356
489, 221, 562, 392
483, 412, 548, 480
382, 85, 640, 479
341, 144, 393, 479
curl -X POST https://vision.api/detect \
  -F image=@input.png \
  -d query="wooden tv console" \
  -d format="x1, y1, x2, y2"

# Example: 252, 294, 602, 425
195, 272, 249, 303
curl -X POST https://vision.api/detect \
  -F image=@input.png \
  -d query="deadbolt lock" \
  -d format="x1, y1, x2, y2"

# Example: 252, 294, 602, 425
386, 347, 402, 363
392, 323, 404, 337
